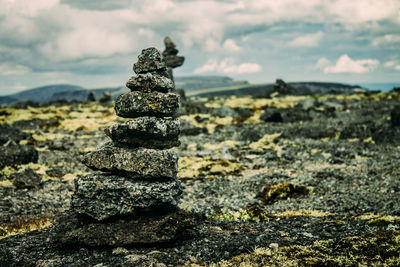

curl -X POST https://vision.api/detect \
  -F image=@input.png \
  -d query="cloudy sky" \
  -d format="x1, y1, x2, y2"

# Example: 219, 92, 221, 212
1, 0, 400, 95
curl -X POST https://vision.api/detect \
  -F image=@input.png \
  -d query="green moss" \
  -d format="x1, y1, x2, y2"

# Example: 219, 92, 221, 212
0, 217, 52, 239
215, 231, 400, 266
257, 182, 313, 205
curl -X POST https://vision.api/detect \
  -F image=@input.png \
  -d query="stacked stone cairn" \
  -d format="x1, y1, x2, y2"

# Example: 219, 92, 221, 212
56, 48, 194, 246
162, 36, 185, 81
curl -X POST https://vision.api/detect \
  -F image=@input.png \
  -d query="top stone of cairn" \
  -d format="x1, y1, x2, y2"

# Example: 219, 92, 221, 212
133, 47, 166, 74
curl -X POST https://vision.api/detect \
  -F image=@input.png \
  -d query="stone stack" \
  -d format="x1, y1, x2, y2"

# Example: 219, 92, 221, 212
57, 48, 194, 246
162, 36, 185, 81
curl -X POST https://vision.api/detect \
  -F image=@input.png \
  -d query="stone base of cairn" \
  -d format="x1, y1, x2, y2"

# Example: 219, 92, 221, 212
54, 48, 195, 246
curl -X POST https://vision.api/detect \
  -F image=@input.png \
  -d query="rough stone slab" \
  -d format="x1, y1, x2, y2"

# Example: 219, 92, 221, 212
104, 117, 180, 149
54, 209, 196, 246
115, 91, 179, 118
126, 73, 174, 93
164, 55, 184, 68
82, 141, 178, 178
0, 140, 38, 169
71, 174, 182, 220
133, 47, 166, 74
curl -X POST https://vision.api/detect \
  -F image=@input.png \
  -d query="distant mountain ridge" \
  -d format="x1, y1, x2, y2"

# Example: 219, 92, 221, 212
0, 84, 83, 105
0, 84, 128, 105
0, 76, 396, 105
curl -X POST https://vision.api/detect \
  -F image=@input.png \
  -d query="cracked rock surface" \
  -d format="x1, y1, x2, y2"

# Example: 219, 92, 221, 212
104, 117, 180, 148
71, 174, 182, 221
82, 141, 178, 179
115, 91, 179, 118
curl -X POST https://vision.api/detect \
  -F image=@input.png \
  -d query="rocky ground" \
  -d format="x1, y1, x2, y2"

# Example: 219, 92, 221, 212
0, 91, 400, 266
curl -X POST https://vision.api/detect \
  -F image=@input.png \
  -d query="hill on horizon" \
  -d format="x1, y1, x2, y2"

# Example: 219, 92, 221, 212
1, 76, 397, 105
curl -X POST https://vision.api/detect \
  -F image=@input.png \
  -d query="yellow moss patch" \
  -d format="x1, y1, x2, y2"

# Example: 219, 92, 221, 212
279, 209, 335, 218
0, 163, 52, 181
179, 114, 235, 133
209, 208, 334, 223
214, 231, 400, 267
257, 182, 313, 205
248, 133, 282, 151
32, 132, 69, 141
353, 213, 400, 226
0, 105, 70, 125
61, 171, 90, 182
0, 180, 12, 187
178, 157, 244, 178
209, 208, 270, 223
0, 102, 123, 132
210, 95, 306, 110
203, 140, 239, 151
0, 218, 52, 240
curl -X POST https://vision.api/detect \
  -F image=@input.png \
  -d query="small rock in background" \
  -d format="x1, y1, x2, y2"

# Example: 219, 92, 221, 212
10, 167, 42, 189
0, 124, 32, 145
0, 140, 38, 169
391, 105, 400, 127
86, 92, 96, 102
180, 119, 207, 136
211, 106, 238, 118
99, 91, 112, 105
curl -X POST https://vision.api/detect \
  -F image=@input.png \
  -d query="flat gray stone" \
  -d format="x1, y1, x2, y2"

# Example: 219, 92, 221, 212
71, 173, 182, 220
82, 141, 178, 178
104, 117, 180, 149
164, 55, 184, 68
126, 73, 174, 93
133, 47, 166, 74
115, 91, 179, 118
10, 167, 42, 189
54, 209, 196, 246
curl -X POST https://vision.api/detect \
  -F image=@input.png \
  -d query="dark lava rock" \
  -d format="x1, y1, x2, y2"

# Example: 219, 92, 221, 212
0, 124, 31, 145
162, 36, 185, 69
126, 73, 174, 93
115, 91, 179, 118
260, 110, 283, 122
99, 92, 112, 104
260, 108, 312, 123
54, 209, 196, 246
180, 119, 207, 136
86, 92, 96, 102
71, 174, 182, 220
391, 105, 400, 127
0, 140, 38, 169
133, 47, 166, 74
12, 118, 60, 130
10, 168, 42, 189
180, 100, 210, 115
104, 117, 180, 149
211, 106, 238, 118
164, 55, 185, 69
234, 108, 253, 119
82, 141, 178, 179
270, 79, 297, 96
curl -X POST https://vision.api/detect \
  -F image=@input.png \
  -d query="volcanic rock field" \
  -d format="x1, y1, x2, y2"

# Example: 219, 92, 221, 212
0, 88, 400, 266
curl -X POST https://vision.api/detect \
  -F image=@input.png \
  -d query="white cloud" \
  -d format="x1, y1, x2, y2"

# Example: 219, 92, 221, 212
372, 34, 400, 47
324, 54, 379, 74
315, 57, 331, 69
0, 64, 30, 75
10, 82, 28, 92
222, 39, 241, 52
194, 58, 261, 75
395, 65, 400, 71
289, 31, 324, 47
384, 61, 396, 67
